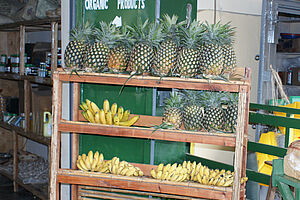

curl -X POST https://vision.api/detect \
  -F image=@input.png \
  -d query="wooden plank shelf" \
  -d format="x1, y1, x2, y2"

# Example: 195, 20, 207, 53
57, 70, 250, 92
0, 169, 48, 200
0, 73, 52, 86
59, 120, 237, 147
57, 169, 242, 200
0, 121, 51, 146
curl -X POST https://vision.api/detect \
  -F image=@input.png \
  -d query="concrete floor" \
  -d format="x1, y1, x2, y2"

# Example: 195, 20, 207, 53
0, 174, 40, 200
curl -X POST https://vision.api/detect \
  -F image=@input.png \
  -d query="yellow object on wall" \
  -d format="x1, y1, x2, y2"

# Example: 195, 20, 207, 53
257, 131, 278, 178
273, 102, 300, 145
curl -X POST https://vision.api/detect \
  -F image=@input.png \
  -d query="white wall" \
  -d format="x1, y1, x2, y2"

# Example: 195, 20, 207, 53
198, 0, 262, 15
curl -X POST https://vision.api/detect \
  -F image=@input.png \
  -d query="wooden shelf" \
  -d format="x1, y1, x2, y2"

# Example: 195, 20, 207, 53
0, 121, 51, 146
57, 70, 250, 92
0, 73, 52, 86
59, 120, 237, 147
57, 169, 243, 200
51, 68, 251, 199
0, 169, 48, 200
0, 17, 60, 32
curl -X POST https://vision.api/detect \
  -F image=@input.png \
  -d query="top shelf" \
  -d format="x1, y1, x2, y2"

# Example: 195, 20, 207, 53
0, 17, 61, 32
0, 73, 52, 86
56, 67, 250, 93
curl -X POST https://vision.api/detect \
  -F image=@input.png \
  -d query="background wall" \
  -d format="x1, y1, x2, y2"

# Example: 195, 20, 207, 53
194, 1, 262, 165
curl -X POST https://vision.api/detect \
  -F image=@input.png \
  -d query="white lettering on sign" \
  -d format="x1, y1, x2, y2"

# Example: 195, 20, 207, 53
117, 0, 145, 9
85, 0, 108, 10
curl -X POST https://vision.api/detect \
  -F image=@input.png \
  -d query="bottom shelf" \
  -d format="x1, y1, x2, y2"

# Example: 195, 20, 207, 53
0, 168, 48, 200
57, 169, 245, 199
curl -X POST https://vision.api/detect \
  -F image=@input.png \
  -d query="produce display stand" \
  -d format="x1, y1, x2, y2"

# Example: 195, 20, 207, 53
0, 17, 60, 200
50, 67, 251, 199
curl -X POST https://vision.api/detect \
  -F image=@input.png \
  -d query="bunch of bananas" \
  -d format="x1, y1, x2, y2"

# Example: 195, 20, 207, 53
80, 99, 139, 127
76, 150, 104, 172
98, 156, 144, 177
76, 151, 144, 177
151, 161, 248, 187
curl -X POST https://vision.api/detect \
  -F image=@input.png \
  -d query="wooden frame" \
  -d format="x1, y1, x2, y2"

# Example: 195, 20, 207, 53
50, 68, 251, 200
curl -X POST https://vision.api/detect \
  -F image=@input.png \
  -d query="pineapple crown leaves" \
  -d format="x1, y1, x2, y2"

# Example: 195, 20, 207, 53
199, 91, 227, 107
178, 20, 205, 49
201, 21, 236, 46
70, 21, 94, 43
160, 14, 184, 45
94, 21, 122, 48
127, 18, 164, 49
222, 92, 238, 106
164, 92, 183, 110
179, 89, 204, 107
118, 25, 134, 49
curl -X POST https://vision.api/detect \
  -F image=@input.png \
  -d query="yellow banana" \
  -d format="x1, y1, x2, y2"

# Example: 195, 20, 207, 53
111, 163, 118, 174
133, 171, 139, 177
90, 102, 100, 114
117, 106, 124, 120
113, 114, 120, 125
88, 151, 94, 165
86, 110, 95, 123
212, 177, 220, 186
120, 167, 129, 176
111, 103, 118, 116
170, 174, 179, 181
125, 167, 136, 177
82, 154, 87, 161
99, 109, 106, 124
151, 169, 157, 178
99, 165, 109, 173
217, 177, 226, 186
117, 166, 125, 175
156, 170, 163, 180
94, 112, 101, 123
77, 160, 84, 171
170, 163, 177, 173
86, 99, 93, 113
182, 161, 187, 168
199, 165, 204, 177
80, 102, 89, 111
197, 173, 202, 183
138, 169, 144, 176
190, 168, 196, 181
241, 177, 248, 184
106, 111, 113, 125
162, 171, 169, 180
79, 158, 89, 171
121, 110, 130, 122
81, 111, 88, 121
175, 173, 184, 182
157, 163, 164, 172
163, 164, 171, 174
223, 178, 234, 187
103, 99, 110, 113
91, 157, 98, 171
119, 115, 140, 127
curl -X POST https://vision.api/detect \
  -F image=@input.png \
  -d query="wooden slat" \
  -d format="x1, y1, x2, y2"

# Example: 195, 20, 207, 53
79, 185, 204, 200
13, 131, 18, 192
0, 121, 50, 146
19, 25, 25, 75
24, 80, 30, 132
72, 83, 80, 200
57, 71, 250, 92
0, 73, 52, 85
58, 120, 237, 147
57, 169, 238, 199
51, 22, 58, 77
50, 73, 60, 200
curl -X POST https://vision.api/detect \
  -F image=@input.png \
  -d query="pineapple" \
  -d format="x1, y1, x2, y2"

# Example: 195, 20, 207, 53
198, 21, 236, 76
152, 15, 182, 76
177, 20, 204, 78
223, 92, 238, 132
108, 26, 132, 72
180, 90, 205, 131
162, 92, 183, 129
200, 91, 226, 131
127, 19, 164, 73
64, 22, 93, 71
85, 21, 121, 72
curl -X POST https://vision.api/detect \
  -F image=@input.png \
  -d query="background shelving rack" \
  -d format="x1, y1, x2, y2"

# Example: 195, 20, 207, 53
50, 67, 251, 200
0, 17, 60, 200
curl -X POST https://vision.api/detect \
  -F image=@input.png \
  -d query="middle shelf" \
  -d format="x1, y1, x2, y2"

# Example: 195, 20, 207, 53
59, 120, 237, 147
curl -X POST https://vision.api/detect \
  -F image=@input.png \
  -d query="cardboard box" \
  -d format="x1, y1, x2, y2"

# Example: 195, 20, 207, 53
292, 67, 300, 86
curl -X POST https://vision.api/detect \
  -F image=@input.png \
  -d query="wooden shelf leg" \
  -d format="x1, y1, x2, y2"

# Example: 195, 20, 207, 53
13, 130, 18, 192
24, 80, 30, 132
51, 22, 58, 77
19, 25, 25, 76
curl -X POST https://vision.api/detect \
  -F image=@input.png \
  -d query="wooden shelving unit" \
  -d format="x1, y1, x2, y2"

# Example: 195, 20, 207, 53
0, 17, 60, 199
50, 68, 251, 200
